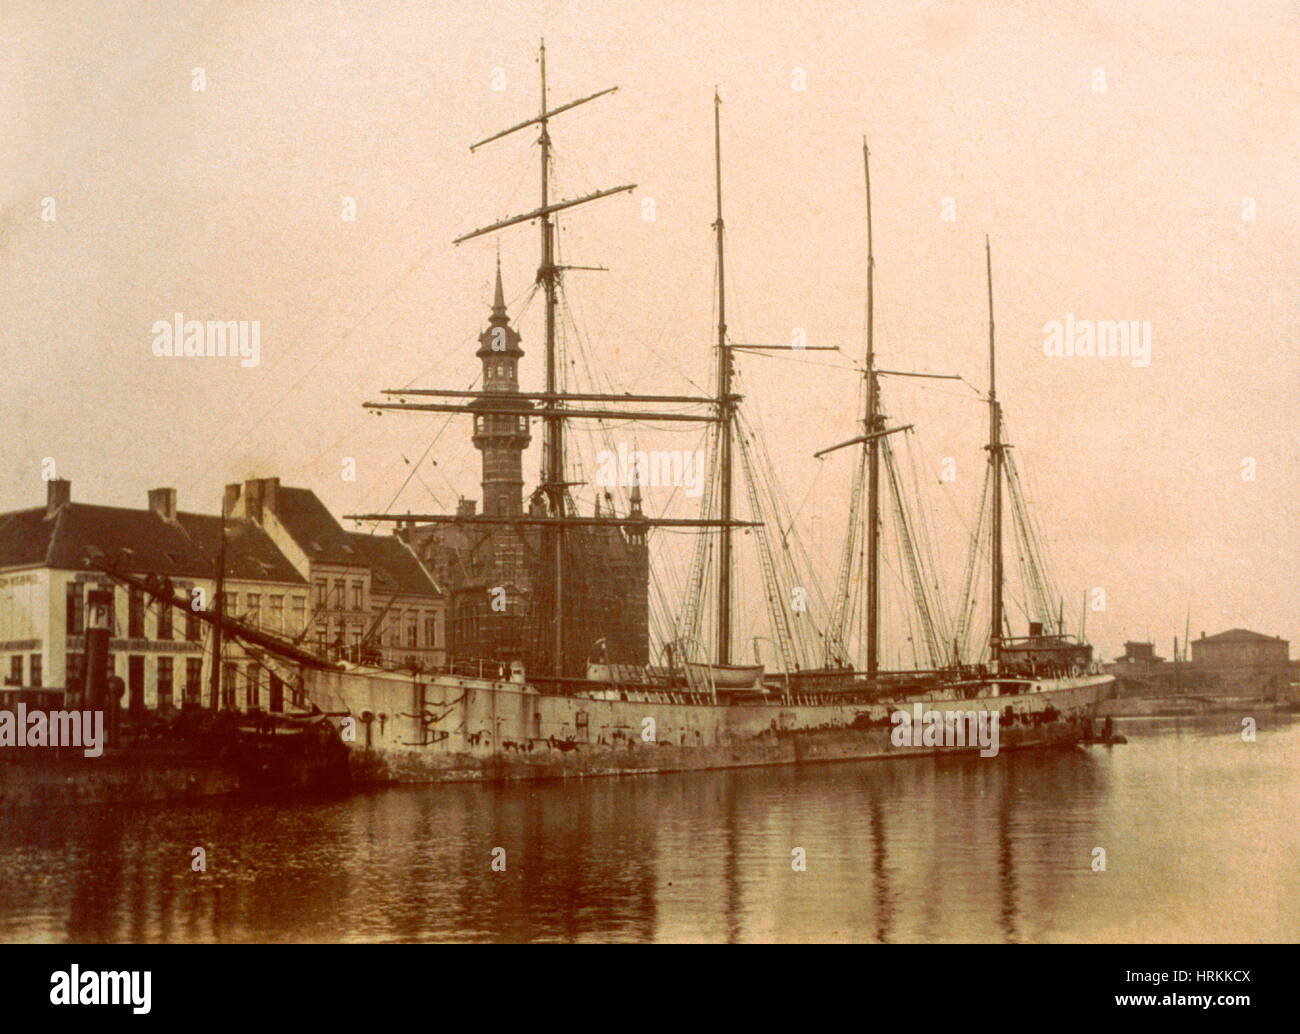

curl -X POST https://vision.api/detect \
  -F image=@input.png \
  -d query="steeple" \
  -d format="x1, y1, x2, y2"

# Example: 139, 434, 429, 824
492, 250, 507, 319
472, 261, 531, 516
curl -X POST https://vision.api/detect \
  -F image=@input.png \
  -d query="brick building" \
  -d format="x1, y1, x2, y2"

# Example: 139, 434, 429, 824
403, 265, 649, 679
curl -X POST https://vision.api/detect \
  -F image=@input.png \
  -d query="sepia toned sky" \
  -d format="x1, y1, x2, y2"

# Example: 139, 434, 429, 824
1, 0, 1296, 662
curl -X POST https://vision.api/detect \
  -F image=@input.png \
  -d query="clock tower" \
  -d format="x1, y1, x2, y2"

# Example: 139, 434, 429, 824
471, 260, 532, 516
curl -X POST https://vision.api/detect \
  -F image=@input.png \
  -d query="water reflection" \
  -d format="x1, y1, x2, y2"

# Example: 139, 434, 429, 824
1, 712, 1295, 943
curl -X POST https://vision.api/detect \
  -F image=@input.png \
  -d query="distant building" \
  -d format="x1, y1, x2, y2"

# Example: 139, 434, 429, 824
1114, 641, 1165, 665
1190, 628, 1290, 669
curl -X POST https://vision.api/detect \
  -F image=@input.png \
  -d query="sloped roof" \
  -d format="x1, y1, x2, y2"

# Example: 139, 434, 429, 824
0, 508, 62, 570
273, 487, 366, 566
346, 532, 438, 597
177, 512, 305, 584
1195, 628, 1284, 644
0, 502, 302, 584
43, 503, 211, 576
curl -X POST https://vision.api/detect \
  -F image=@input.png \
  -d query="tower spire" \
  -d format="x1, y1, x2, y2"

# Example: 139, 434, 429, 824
492, 249, 507, 318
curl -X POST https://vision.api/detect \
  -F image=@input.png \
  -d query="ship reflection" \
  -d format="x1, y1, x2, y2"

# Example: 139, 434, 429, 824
5, 719, 1294, 943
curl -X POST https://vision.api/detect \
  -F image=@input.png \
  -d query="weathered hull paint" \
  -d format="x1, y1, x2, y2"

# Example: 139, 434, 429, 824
307, 668, 1114, 785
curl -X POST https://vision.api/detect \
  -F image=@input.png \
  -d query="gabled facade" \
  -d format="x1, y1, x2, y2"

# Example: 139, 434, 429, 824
224, 477, 444, 672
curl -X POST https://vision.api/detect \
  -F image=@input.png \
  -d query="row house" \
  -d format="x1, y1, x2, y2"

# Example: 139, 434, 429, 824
221, 478, 444, 672
0, 479, 307, 712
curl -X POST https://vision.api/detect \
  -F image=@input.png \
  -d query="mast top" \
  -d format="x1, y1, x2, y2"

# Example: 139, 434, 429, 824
985, 234, 996, 402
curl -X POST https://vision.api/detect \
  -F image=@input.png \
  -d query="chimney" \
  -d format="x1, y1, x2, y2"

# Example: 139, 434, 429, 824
223, 483, 242, 519
457, 497, 477, 518
45, 478, 71, 519
261, 477, 280, 517
242, 477, 282, 523
148, 487, 178, 522
1028, 621, 1043, 638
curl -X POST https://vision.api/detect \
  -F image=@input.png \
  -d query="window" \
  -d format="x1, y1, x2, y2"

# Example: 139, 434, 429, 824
424, 616, 437, 647
128, 656, 144, 713
268, 595, 284, 631
65, 582, 84, 635
128, 588, 144, 638
156, 600, 172, 640
221, 662, 237, 709
313, 579, 326, 608
246, 593, 261, 625
185, 658, 203, 706
223, 591, 237, 615
291, 596, 306, 634
8, 655, 22, 686
407, 622, 418, 648
333, 579, 345, 609
186, 608, 200, 642
351, 582, 363, 610
157, 656, 173, 710
67, 652, 85, 688
30, 654, 42, 688
245, 666, 260, 709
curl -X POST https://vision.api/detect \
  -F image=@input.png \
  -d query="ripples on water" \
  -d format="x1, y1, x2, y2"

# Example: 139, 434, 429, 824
1, 713, 1296, 943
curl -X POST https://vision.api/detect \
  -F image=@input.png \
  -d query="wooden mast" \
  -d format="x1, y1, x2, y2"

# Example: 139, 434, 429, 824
356, 50, 772, 681
863, 138, 880, 678
536, 41, 566, 676
713, 90, 734, 665
986, 236, 1004, 669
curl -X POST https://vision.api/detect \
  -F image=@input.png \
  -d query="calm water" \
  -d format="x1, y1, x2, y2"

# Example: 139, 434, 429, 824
1, 712, 1296, 943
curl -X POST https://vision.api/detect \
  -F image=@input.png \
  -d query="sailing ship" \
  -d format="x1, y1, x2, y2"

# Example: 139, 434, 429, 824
99, 45, 1115, 785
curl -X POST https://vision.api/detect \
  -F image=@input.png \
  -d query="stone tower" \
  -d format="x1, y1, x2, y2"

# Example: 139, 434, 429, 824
471, 260, 532, 516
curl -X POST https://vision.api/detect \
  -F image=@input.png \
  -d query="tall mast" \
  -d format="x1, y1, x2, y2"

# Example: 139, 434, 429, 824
863, 138, 880, 678
713, 90, 734, 665
354, 51, 773, 681
986, 236, 1004, 668
537, 41, 566, 675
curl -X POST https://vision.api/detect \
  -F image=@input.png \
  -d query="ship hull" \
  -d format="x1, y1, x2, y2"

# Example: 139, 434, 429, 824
308, 668, 1114, 785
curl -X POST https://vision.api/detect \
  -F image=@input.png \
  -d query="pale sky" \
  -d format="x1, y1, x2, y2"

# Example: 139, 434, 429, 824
2, 0, 1296, 662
